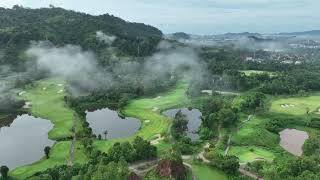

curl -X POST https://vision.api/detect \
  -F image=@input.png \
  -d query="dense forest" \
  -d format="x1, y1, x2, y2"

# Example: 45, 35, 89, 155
0, 6, 162, 70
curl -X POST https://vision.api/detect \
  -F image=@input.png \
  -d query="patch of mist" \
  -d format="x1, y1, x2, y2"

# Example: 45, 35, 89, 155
96, 31, 116, 45
26, 42, 113, 94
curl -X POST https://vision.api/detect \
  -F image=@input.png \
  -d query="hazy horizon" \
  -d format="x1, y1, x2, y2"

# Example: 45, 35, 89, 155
0, 0, 319, 35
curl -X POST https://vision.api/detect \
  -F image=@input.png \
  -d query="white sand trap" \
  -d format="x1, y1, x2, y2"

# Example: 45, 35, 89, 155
18, 91, 26, 96
144, 120, 151, 123
57, 84, 64, 87
150, 134, 164, 145
42, 87, 47, 90
281, 104, 295, 108
57, 90, 64, 94
23, 102, 32, 108
201, 90, 213, 95
154, 96, 161, 100
152, 107, 159, 112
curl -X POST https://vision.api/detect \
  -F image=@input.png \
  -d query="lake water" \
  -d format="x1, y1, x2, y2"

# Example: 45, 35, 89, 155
0, 114, 54, 169
279, 128, 309, 156
86, 108, 141, 139
162, 108, 202, 141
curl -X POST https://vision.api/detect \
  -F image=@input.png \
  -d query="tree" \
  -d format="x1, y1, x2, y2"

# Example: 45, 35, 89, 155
171, 110, 188, 139
0, 166, 9, 178
217, 108, 238, 128
44, 146, 51, 159
103, 130, 108, 140
132, 136, 157, 160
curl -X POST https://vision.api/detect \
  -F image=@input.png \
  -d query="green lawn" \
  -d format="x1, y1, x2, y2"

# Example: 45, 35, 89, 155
270, 93, 320, 115
232, 116, 279, 148
11, 141, 88, 179
94, 80, 190, 153
10, 78, 88, 179
21, 78, 83, 140
190, 162, 228, 180
228, 146, 275, 163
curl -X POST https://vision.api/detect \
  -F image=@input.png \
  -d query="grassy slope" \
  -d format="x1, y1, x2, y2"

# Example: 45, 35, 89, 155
94, 80, 190, 152
21, 78, 83, 140
270, 92, 320, 115
190, 162, 228, 180
11, 141, 88, 179
232, 116, 279, 148
230, 93, 320, 163
229, 146, 275, 163
11, 79, 88, 179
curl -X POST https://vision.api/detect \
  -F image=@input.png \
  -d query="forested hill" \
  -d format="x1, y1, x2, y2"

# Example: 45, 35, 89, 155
0, 6, 162, 68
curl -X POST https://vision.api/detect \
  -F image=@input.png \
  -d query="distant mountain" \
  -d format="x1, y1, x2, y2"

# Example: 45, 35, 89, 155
279, 30, 320, 36
166, 32, 191, 40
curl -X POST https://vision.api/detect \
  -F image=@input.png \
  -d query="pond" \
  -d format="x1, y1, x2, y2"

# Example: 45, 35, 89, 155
162, 108, 202, 141
86, 108, 141, 139
0, 114, 54, 169
279, 128, 309, 156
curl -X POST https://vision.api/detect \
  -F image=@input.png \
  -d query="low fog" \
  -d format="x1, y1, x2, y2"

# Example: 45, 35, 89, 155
96, 31, 116, 45
23, 40, 205, 96
26, 41, 113, 92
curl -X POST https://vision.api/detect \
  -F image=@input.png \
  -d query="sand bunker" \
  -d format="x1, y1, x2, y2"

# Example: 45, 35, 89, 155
201, 90, 212, 95
144, 120, 150, 123
152, 107, 159, 112
57, 90, 64, 94
57, 84, 63, 87
18, 91, 26, 96
280, 129, 308, 156
150, 134, 164, 145
42, 87, 47, 90
153, 96, 161, 100
23, 102, 32, 109
281, 104, 295, 108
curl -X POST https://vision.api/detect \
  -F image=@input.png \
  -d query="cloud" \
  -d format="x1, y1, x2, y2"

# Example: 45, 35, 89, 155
26, 41, 113, 92
96, 31, 116, 45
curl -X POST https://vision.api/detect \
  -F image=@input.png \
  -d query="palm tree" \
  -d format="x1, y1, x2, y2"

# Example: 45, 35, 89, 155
44, 146, 51, 159
0, 166, 9, 178
103, 130, 108, 140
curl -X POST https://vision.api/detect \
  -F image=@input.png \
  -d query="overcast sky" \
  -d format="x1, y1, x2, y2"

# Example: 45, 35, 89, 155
1, 0, 319, 35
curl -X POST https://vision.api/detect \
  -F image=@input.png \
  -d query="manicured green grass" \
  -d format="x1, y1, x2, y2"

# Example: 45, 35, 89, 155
270, 93, 320, 116
232, 116, 279, 148
190, 162, 228, 180
21, 78, 83, 140
94, 81, 190, 153
155, 142, 173, 158
11, 141, 88, 179
228, 146, 275, 163
240, 70, 277, 77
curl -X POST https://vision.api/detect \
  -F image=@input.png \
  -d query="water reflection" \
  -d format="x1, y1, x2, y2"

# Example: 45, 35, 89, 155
0, 114, 54, 169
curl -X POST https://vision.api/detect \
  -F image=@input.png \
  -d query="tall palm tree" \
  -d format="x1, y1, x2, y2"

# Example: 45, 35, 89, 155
103, 130, 108, 140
